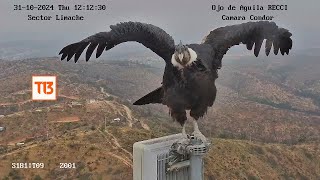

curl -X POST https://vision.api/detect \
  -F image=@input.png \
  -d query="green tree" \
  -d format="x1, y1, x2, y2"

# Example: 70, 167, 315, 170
33, 175, 43, 180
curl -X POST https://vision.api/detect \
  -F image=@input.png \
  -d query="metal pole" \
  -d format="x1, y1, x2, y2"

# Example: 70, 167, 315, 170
188, 137, 207, 180
168, 135, 210, 180
167, 134, 210, 180
190, 155, 204, 180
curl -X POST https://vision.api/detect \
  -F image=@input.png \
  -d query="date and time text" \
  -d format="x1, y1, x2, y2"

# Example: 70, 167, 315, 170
13, 4, 108, 21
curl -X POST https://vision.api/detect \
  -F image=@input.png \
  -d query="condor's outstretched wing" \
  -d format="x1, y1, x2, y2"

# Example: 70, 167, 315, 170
202, 21, 292, 68
59, 22, 175, 62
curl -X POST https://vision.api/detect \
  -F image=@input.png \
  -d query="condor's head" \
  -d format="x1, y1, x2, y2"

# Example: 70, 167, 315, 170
171, 41, 197, 69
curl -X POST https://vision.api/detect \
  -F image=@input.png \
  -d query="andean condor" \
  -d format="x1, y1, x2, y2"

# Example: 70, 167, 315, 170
59, 21, 292, 142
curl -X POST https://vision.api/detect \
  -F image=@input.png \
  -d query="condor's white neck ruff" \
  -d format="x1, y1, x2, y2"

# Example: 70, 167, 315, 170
171, 48, 198, 69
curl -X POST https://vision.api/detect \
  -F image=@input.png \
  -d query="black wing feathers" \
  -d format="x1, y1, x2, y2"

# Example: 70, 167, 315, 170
265, 39, 272, 56
59, 22, 175, 62
202, 21, 292, 60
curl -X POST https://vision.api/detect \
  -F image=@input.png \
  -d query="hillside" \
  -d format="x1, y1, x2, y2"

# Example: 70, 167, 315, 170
0, 56, 319, 179
0, 56, 319, 144
0, 126, 319, 179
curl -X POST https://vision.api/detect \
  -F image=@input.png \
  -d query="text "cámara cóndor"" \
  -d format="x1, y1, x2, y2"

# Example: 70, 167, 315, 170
222, 15, 274, 21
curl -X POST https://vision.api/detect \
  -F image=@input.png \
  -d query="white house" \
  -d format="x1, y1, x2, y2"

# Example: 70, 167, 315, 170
113, 118, 121, 122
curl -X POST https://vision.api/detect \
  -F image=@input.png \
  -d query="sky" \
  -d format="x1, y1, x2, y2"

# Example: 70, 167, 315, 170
0, 0, 319, 57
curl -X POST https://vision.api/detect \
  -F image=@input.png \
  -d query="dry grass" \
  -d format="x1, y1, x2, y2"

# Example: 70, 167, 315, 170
205, 139, 320, 180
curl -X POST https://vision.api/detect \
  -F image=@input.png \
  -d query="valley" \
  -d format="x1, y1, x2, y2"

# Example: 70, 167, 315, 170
0, 54, 319, 179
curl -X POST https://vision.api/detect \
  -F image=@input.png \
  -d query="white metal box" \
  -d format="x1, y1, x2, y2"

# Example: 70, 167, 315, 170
133, 134, 189, 180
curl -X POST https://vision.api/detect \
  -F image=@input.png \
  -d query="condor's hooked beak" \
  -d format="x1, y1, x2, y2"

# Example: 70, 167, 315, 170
178, 53, 184, 61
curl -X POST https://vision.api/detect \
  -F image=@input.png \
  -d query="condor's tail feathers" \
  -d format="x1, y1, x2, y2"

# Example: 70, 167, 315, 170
133, 87, 163, 105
